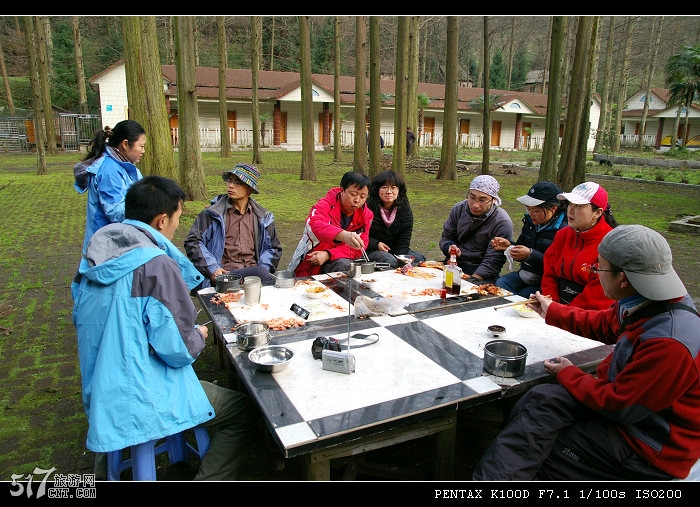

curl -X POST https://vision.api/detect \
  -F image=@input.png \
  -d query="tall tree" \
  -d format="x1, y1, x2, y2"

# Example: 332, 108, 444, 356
353, 16, 367, 174
557, 16, 598, 190
637, 16, 662, 151
251, 16, 262, 165
665, 43, 700, 148
368, 16, 382, 177
437, 16, 458, 181
122, 16, 176, 179
71, 17, 89, 115
21, 16, 46, 175
392, 16, 409, 175
298, 16, 316, 181
35, 16, 56, 155
407, 16, 419, 156
333, 16, 342, 163
540, 16, 566, 182
593, 17, 615, 154
0, 36, 15, 115
217, 16, 231, 158
174, 16, 205, 200
481, 16, 491, 175
612, 17, 638, 152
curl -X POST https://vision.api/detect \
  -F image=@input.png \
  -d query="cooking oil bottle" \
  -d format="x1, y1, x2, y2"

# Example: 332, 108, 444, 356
443, 246, 462, 295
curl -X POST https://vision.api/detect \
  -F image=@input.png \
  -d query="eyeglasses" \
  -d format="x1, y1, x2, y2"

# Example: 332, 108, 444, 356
526, 206, 544, 215
379, 185, 398, 193
582, 262, 623, 275
224, 177, 245, 187
467, 194, 493, 205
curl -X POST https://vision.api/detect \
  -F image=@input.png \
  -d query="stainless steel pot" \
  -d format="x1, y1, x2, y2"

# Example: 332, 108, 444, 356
483, 339, 527, 378
234, 321, 271, 351
272, 270, 295, 288
215, 273, 242, 293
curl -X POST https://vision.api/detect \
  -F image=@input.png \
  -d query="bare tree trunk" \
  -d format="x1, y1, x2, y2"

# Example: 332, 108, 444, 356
251, 16, 262, 165
217, 16, 231, 158
21, 16, 46, 175
437, 16, 458, 181
353, 16, 368, 174
298, 16, 316, 181
612, 16, 637, 152
507, 17, 515, 90
368, 16, 382, 177
557, 16, 598, 190
593, 17, 615, 154
637, 16, 662, 151
71, 17, 89, 115
269, 17, 275, 71
333, 16, 342, 163
36, 16, 56, 155
481, 16, 491, 175
540, 16, 566, 183
407, 16, 419, 157
392, 16, 409, 174
174, 16, 205, 201
122, 16, 176, 180
0, 36, 15, 115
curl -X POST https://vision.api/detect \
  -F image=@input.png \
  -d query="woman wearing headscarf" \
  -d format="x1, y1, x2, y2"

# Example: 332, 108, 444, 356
439, 175, 513, 284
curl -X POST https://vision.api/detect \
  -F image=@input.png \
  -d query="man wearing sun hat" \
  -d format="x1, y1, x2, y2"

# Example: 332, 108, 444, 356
492, 181, 567, 298
473, 225, 700, 481
439, 174, 513, 283
185, 163, 282, 288
540, 181, 619, 310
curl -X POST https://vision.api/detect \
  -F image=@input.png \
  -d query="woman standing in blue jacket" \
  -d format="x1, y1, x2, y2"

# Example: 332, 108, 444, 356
73, 120, 146, 254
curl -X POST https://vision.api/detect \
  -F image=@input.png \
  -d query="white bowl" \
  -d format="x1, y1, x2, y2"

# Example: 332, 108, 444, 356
513, 303, 538, 318
305, 286, 327, 299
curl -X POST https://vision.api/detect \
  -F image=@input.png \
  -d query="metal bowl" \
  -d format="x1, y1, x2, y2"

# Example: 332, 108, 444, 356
235, 321, 270, 351
248, 345, 294, 373
215, 273, 242, 293
483, 339, 527, 378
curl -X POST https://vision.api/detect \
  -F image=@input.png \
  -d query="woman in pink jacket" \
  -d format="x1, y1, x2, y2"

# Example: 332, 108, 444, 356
541, 181, 618, 310
288, 171, 373, 277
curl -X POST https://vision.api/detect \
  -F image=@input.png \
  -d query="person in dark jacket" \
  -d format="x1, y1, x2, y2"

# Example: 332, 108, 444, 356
185, 163, 282, 288
473, 225, 700, 481
439, 175, 513, 283
492, 181, 567, 298
366, 170, 425, 269
405, 126, 416, 158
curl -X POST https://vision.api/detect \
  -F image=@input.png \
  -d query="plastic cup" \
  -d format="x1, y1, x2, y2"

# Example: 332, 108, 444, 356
243, 276, 262, 305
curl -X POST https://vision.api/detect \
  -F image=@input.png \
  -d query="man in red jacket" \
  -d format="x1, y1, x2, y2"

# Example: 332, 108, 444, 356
288, 171, 373, 277
473, 225, 700, 481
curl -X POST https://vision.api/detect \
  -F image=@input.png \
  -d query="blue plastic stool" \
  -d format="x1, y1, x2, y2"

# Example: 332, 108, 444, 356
107, 426, 210, 481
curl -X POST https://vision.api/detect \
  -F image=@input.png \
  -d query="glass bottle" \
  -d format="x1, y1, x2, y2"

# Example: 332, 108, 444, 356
443, 246, 462, 295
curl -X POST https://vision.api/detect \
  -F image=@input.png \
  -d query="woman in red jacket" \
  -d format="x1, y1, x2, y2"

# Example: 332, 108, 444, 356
540, 181, 618, 310
288, 171, 373, 277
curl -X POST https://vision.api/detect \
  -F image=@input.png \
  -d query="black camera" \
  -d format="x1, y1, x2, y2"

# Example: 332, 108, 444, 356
311, 336, 341, 360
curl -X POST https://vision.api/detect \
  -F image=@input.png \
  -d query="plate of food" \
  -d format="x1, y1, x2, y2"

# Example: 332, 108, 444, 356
513, 302, 538, 318
305, 286, 327, 299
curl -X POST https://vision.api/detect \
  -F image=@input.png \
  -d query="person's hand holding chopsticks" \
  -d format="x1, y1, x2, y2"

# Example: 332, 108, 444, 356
528, 291, 553, 319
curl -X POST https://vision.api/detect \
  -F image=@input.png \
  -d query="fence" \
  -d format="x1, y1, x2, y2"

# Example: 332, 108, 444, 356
0, 114, 100, 152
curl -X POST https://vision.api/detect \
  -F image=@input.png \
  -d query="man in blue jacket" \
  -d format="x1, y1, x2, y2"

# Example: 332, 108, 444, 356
185, 163, 282, 287
72, 176, 258, 480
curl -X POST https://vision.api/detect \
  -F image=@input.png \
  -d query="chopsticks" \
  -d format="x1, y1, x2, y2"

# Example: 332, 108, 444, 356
493, 300, 531, 311
361, 247, 370, 263
493, 295, 551, 311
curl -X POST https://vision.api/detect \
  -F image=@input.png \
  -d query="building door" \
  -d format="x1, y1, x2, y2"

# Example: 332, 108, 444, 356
227, 111, 237, 144
522, 121, 532, 149
279, 112, 287, 143
459, 119, 470, 145
423, 117, 435, 145
491, 120, 502, 147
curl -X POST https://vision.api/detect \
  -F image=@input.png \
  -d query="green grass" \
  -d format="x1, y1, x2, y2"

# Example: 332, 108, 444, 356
0, 147, 698, 480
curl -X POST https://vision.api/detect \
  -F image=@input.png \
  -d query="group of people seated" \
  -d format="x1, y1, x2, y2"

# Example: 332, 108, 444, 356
71, 121, 699, 482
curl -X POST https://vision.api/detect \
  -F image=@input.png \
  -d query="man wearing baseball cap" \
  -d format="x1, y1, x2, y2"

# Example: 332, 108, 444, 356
185, 163, 282, 288
492, 181, 568, 298
540, 181, 619, 309
473, 225, 700, 481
